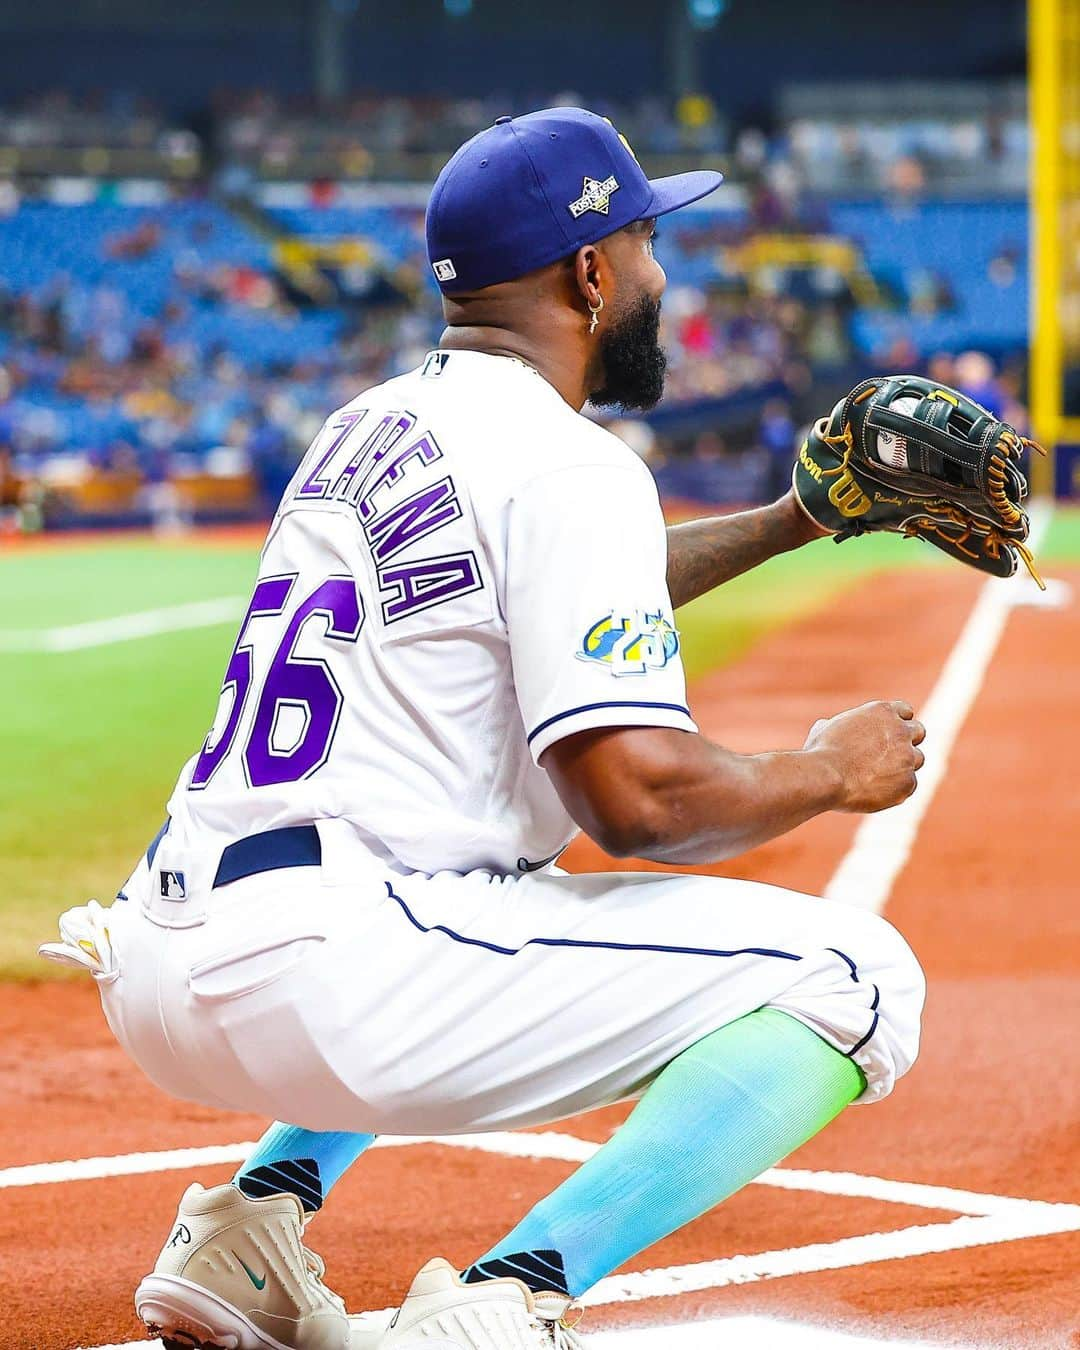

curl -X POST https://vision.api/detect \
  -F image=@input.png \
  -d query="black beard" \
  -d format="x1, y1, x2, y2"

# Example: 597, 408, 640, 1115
589, 295, 667, 412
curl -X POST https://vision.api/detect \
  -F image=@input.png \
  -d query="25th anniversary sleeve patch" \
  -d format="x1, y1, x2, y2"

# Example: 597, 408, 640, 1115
577, 609, 680, 676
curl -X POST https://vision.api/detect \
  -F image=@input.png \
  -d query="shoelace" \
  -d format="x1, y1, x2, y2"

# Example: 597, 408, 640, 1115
534, 1302, 587, 1349
301, 1244, 346, 1313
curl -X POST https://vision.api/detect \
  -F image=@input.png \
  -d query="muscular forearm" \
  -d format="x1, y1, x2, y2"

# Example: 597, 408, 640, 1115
665, 490, 828, 610
627, 739, 843, 864
545, 724, 844, 866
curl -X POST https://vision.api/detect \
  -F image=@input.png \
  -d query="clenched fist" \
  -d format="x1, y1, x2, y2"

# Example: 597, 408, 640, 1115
805, 700, 926, 813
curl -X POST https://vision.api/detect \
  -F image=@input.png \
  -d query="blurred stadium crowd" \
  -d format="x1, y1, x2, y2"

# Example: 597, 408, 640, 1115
0, 83, 1032, 530
1, 83, 1027, 190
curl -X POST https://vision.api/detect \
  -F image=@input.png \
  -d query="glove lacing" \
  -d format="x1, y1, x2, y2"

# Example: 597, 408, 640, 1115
989, 428, 1045, 528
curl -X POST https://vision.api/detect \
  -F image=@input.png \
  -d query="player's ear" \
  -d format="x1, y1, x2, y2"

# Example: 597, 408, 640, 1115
573, 243, 604, 313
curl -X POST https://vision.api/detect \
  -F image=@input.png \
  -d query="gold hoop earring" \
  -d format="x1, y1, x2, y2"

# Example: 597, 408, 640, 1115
588, 295, 604, 335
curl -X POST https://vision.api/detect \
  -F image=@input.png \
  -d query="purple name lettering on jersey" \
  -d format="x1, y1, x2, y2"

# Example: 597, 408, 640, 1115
365, 477, 462, 564
354, 431, 443, 523
290, 410, 484, 625
331, 411, 416, 504
380, 552, 482, 623
297, 411, 367, 499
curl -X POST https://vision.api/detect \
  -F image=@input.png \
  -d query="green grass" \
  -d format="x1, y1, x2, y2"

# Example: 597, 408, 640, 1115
0, 541, 257, 629
1042, 507, 1080, 561
2, 540, 258, 978
3, 510, 1078, 979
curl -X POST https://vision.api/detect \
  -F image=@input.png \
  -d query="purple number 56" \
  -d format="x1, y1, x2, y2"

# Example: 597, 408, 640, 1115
190, 574, 364, 790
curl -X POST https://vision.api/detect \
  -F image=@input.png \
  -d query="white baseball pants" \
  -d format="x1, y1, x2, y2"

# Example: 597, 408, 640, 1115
97, 827, 925, 1133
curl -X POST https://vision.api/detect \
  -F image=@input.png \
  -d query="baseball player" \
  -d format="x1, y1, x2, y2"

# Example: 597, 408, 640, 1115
44, 109, 934, 1350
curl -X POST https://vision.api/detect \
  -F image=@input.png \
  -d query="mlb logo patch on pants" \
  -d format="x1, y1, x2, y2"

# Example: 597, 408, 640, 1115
159, 870, 187, 901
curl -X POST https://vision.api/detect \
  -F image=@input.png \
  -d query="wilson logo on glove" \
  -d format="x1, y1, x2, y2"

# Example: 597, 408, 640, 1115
826, 470, 872, 519
797, 442, 825, 483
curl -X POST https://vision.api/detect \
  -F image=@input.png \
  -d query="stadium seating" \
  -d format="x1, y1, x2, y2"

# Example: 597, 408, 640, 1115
0, 200, 270, 316
0, 188, 1031, 523
830, 201, 1027, 356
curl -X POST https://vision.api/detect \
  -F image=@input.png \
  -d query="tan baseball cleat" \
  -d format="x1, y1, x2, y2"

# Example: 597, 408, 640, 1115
135, 1182, 362, 1350
375, 1257, 586, 1350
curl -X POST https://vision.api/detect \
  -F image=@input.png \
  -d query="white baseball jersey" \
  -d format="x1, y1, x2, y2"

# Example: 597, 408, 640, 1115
166, 350, 697, 876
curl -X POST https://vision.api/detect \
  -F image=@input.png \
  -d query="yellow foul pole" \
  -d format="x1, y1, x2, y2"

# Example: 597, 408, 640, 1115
1029, 0, 1062, 492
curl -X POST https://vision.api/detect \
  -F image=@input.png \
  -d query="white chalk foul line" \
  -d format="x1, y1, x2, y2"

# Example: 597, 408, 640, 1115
580, 1206, 1080, 1307
825, 504, 1055, 912
6, 1129, 1074, 1223
0, 597, 246, 652
586, 1318, 979, 1349
41, 1132, 1076, 1349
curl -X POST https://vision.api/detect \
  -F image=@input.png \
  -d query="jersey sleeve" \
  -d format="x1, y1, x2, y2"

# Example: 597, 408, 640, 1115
505, 458, 698, 764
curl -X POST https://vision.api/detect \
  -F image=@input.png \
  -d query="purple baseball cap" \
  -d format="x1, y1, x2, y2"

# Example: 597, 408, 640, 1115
426, 106, 723, 294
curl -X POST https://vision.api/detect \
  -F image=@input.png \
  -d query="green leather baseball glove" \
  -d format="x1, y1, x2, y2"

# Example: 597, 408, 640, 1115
792, 374, 1044, 586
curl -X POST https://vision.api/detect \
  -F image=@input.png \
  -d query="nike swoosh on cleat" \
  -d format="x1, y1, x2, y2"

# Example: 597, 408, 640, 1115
234, 1252, 267, 1290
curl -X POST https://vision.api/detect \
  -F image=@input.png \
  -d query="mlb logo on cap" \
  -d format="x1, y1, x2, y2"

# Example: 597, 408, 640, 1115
426, 106, 723, 294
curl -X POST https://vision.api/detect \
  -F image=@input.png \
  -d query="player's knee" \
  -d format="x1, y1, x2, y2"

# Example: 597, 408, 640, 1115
856, 912, 926, 1096
874, 914, 926, 1025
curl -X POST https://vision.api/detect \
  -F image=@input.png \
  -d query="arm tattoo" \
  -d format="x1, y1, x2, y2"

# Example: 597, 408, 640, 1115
666, 492, 827, 610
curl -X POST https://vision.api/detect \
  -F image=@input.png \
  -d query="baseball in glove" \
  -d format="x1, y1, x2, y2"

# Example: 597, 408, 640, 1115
792, 374, 1045, 586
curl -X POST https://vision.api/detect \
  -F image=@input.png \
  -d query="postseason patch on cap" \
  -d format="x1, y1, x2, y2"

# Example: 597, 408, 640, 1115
567, 175, 620, 219
432, 258, 457, 283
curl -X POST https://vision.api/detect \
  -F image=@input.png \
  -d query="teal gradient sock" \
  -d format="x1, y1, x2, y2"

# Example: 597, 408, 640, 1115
463, 1008, 864, 1296
234, 1124, 376, 1213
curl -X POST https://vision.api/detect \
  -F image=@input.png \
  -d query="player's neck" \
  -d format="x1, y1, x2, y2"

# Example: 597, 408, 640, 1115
438, 325, 590, 411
